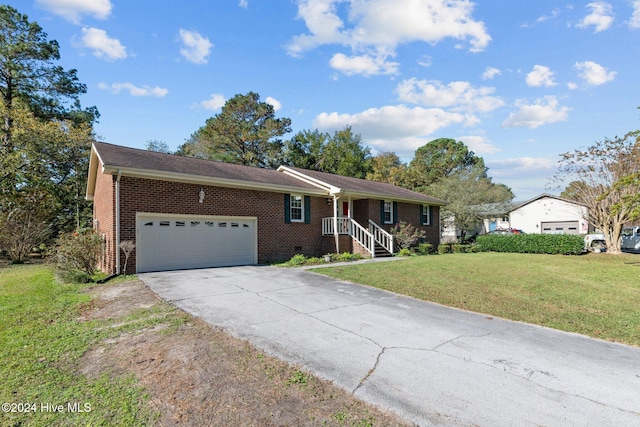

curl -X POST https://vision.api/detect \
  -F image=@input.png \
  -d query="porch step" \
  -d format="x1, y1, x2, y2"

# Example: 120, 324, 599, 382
374, 243, 393, 258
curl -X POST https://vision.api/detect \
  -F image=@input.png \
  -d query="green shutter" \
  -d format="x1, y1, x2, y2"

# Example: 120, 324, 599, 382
420, 204, 424, 225
393, 202, 398, 224
284, 193, 291, 223
380, 200, 385, 223
429, 206, 434, 226
304, 196, 311, 224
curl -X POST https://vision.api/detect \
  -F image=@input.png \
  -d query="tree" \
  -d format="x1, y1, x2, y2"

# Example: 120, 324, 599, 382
406, 138, 486, 191
0, 5, 98, 152
282, 126, 372, 178
367, 152, 408, 186
554, 130, 640, 254
186, 92, 291, 168
428, 164, 514, 242
145, 139, 172, 154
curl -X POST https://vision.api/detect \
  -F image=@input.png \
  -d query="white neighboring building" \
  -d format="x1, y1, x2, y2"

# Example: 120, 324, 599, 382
509, 194, 590, 234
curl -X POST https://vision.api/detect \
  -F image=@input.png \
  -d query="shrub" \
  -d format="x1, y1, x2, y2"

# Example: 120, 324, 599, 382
438, 244, 451, 254
55, 229, 105, 282
397, 248, 412, 257
475, 234, 584, 255
288, 254, 307, 266
417, 243, 434, 255
390, 221, 426, 249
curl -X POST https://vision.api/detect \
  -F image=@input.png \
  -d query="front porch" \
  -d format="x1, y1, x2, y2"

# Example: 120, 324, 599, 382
321, 217, 394, 258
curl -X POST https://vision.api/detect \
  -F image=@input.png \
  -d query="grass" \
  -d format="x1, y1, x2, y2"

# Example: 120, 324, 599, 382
315, 252, 640, 347
0, 265, 157, 426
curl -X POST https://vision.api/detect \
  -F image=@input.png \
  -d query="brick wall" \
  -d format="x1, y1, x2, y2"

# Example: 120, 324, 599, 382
93, 169, 441, 274
112, 175, 335, 273
93, 170, 116, 273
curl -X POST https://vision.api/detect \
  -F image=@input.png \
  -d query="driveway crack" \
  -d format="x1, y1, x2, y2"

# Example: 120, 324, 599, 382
353, 347, 386, 394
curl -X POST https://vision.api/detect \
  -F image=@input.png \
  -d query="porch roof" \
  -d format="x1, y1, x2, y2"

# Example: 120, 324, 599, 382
279, 166, 447, 205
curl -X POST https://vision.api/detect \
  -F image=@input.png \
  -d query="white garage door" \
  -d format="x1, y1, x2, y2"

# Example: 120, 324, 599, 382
136, 214, 257, 273
541, 221, 579, 234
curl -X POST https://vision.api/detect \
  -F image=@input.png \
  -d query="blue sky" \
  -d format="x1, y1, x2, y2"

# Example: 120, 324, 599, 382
18, 0, 640, 200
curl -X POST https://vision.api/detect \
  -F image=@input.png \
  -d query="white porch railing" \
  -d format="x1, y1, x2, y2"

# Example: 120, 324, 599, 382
322, 217, 394, 257
369, 220, 394, 255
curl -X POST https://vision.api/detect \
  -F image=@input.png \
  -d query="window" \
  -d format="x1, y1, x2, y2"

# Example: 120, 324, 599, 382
383, 201, 392, 224
290, 195, 304, 222
422, 205, 431, 225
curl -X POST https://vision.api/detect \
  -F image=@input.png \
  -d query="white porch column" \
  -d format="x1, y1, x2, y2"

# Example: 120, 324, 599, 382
333, 196, 339, 253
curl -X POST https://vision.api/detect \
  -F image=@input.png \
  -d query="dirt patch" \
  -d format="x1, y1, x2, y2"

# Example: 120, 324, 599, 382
78, 280, 411, 426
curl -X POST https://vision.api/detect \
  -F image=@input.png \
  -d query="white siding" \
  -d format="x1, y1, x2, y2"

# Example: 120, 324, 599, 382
509, 197, 588, 234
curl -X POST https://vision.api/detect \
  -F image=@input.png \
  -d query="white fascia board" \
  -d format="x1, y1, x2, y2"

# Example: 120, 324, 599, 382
101, 165, 329, 196
277, 166, 342, 195
85, 144, 103, 201
342, 189, 447, 206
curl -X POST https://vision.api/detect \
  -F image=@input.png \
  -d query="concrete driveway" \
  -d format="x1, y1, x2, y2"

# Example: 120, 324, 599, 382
139, 265, 640, 426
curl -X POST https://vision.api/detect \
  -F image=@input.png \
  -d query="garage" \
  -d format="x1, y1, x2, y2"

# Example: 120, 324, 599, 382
136, 214, 257, 273
540, 221, 579, 234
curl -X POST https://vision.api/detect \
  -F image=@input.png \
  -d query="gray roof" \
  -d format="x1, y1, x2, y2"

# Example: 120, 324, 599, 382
89, 142, 446, 205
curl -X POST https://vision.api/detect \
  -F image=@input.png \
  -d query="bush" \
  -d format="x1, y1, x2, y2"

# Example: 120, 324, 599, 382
397, 248, 412, 257
288, 254, 307, 266
55, 229, 105, 282
390, 221, 426, 249
417, 243, 434, 255
438, 244, 451, 254
475, 234, 584, 255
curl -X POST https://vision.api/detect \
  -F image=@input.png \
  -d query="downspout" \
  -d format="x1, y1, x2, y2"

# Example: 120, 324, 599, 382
115, 170, 122, 275
333, 195, 339, 253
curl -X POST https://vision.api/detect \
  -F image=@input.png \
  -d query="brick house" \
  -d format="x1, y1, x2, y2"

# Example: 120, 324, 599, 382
86, 142, 446, 274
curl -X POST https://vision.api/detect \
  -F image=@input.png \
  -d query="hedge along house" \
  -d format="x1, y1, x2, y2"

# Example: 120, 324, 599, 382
86, 142, 446, 274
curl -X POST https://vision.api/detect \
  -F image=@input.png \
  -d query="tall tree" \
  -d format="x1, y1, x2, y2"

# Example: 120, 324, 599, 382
554, 130, 640, 254
0, 5, 97, 150
282, 126, 372, 178
407, 138, 485, 191
428, 164, 514, 242
366, 152, 408, 186
145, 139, 172, 154
185, 92, 291, 168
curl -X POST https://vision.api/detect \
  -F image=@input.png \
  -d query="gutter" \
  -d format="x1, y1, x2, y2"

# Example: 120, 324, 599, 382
115, 169, 121, 275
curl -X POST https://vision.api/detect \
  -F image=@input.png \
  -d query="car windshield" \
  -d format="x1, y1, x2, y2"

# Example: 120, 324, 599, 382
622, 228, 634, 237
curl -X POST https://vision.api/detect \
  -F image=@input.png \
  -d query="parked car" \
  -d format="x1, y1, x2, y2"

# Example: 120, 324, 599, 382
487, 228, 524, 235
621, 226, 640, 253
584, 233, 606, 252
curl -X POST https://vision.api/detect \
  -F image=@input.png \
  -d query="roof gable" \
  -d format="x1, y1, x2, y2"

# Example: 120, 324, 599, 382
509, 193, 587, 213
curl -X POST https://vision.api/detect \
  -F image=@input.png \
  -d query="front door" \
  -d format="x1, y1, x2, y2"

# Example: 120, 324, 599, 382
342, 201, 349, 217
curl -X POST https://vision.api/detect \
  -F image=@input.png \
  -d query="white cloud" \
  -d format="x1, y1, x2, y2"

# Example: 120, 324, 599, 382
574, 61, 617, 85
98, 82, 168, 97
567, 82, 579, 90
482, 67, 501, 80
265, 96, 282, 111
239, 0, 249, 8
79, 27, 127, 61
329, 53, 399, 76
396, 78, 505, 113
179, 29, 213, 64
576, 2, 614, 32
487, 157, 557, 199
200, 94, 226, 110
35, 0, 112, 23
287, 0, 491, 69
525, 65, 556, 87
502, 96, 571, 129
630, 1, 640, 28
313, 104, 467, 155
458, 135, 500, 154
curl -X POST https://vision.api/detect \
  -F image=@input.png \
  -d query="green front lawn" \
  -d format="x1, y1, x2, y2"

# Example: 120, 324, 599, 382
315, 252, 640, 347
0, 265, 155, 426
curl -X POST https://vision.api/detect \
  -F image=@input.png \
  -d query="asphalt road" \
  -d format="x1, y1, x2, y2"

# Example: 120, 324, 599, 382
140, 264, 640, 426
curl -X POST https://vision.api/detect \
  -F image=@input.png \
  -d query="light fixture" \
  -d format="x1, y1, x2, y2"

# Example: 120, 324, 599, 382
199, 188, 205, 204
326, 198, 332, 205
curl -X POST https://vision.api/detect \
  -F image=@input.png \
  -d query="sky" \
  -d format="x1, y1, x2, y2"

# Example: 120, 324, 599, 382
16, 0, 640, 200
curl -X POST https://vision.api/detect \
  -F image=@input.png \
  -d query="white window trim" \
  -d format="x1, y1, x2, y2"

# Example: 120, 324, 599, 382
383, 200, 393, 224
422, 204, 431, 226
290, 194, 304, 223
